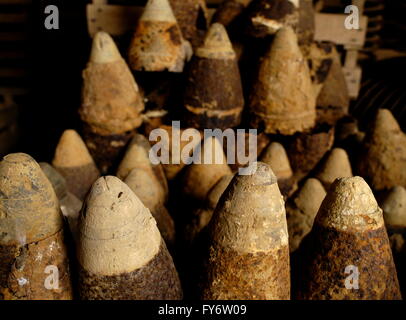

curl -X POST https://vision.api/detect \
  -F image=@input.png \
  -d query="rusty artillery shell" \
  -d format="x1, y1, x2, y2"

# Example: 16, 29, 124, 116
0, 153, 72, 300
77, 176, 182, 300
286, 178, 326, 252
125, 167, 175, 246
288, 123, 335, 181
249, 26, 316, 135
169, 0, 208, 47
182, 136, 232, 202
116, 133, 169, 200
185, 174, 234, 245
52, 130, 100, 201
212, 0, 253, 28
80, 32, 144, 173
260, 142, 297, 198
315, 148, 353, 190
201, 162, 290, 299
245, 0, 299, 38
316, 47, 349, 126
297, 176, 402, 300
128, 0, 190, 72
357, 108, 406, 191
183, 23, 244, 130
40, 162, 82, 242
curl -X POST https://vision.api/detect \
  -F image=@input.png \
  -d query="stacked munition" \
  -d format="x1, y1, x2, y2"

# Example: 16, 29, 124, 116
80, 32, 144, 173
1, 1, 405, 302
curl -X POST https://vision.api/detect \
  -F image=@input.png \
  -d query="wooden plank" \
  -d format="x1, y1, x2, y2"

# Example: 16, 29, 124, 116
0, 67, 27, 78
87, 4, 142, 37
314, 13, 368, 49
0, 0, 31, 4
0, 13, 29, 23
0, 32, 27, 42
0, 49, 26, 59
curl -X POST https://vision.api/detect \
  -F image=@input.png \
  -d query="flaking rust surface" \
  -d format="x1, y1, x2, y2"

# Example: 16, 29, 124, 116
81, 61, 144, 136
202, 245, 290, 300
78, 241, 182, 300
129, 21, 185, 72
183, 58, 244, 129
0, 230, 72, 300
297, 225, 402, 300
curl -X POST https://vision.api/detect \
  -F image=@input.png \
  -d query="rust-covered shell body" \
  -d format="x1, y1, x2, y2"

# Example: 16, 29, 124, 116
201, 162, 290, 300
77, 176, 182, 300
0, 153, 72, 300
128, 0, 188, 72
183, 23, 244, 130
296, 177, 402, 300
357, 109, 406, 191
249, 27, 316, 135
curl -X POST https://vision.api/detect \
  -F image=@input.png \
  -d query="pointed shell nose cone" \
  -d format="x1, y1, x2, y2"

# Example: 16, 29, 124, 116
90, 31, 122, 64
78, 176, 161, 275
0, 153, 62, 245
196, 23, 235, 59
316, 176, 384, 232
53, 130, 95, 168
140, 0, 177, 22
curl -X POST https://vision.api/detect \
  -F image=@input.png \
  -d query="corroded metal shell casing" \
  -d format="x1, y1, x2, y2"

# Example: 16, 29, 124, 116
52, 130, 100, 201
288, 123, 335, 181
80, 32, 144, 136
297, 176, 402, 300
183, 23, 244, 130
246, 0, 299, 38
249, 27, 316, 135
316, 47, 350, 125
77, 176, 182, 300
0, 153, 72, 300
125, 168, 175, 246
182, 136, 232, 202
201, 162, 290, 300
315, 148, 353, 190
80, 32, 144, 173
286, 178, 326, 252
260, 142, 297, 198
357, 109, 406, 191
128, 0, 189, 72
116, 133, 168, 200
